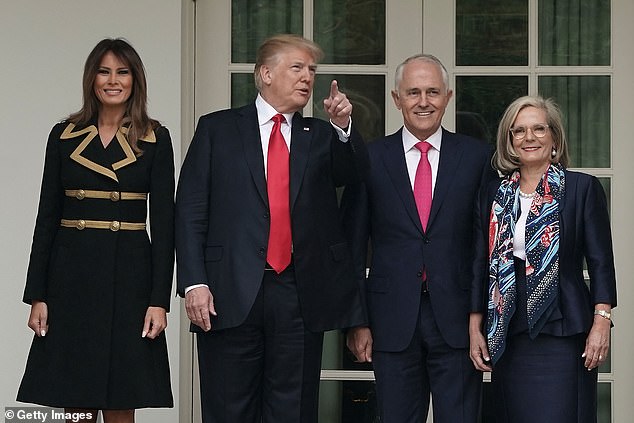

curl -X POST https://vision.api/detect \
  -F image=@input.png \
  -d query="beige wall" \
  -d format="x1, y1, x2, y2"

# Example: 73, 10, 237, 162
0, 1, 182, 422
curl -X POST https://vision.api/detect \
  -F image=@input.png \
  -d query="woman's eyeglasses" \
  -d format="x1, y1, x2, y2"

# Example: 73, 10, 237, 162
509, 124, 550, 140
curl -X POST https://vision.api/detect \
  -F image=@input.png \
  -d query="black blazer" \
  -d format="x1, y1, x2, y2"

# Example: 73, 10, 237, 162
471, 170, 617, 336
342, 128, 497, 351
175, 102, 369, 333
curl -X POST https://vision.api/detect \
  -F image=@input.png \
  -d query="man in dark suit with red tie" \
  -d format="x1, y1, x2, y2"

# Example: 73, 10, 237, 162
343, 54, 498, 422
175, 34, 368, 423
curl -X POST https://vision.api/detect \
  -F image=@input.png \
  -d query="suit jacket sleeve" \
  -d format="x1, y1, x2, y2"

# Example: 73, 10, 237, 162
340, 179, 370, 325
470, 155, 499, 314
582, 175, 617, 307
175, 115, 213, 296
331, 125, 369, 187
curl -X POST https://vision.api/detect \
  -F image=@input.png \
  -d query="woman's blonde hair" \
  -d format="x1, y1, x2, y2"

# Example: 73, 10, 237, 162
494, 95, 569, 175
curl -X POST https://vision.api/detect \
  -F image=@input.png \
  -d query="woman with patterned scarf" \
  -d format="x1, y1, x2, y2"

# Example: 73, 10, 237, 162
468, 95, 616, 423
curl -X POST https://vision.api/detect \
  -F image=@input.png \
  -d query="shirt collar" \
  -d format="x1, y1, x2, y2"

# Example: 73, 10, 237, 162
402, 125, 443, 153
256, 94, 294, 128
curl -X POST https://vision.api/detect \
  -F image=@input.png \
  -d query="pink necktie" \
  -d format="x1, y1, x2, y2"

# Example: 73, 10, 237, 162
414, 141, 432, 231
266, 114, 292, 273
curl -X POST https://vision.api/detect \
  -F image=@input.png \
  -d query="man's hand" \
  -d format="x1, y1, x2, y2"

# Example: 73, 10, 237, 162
346, 326, 373, 363
323, 80, 352, 129
185, 286, 217, 331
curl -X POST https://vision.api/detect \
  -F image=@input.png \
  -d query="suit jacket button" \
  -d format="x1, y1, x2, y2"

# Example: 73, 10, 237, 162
264, 212, 269, 219
417, 271, 423, 277
258, 248, 265, 256
424, 238, 430, 244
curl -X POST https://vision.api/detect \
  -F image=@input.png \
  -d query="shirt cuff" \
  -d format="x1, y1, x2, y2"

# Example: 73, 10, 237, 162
185, 283, 208, 294
330, 117, 352, 143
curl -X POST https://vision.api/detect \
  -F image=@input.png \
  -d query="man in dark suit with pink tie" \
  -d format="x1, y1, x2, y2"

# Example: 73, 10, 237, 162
343, 54, 498, 422
175, 34, 368, 423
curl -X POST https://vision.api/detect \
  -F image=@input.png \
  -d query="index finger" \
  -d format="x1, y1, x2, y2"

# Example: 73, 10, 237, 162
329, 80, 339, 99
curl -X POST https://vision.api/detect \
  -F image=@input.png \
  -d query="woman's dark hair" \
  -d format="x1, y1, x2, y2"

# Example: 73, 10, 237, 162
68, 38, 158, 153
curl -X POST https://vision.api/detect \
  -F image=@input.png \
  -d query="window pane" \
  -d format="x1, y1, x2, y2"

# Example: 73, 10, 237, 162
539, 76, 611, 168
539, 0, 610, 66
232, 73, 385, 143
455, 76, 528, 145
322, 330, 373, 371
313, 74, 385, 142
598, 382, 611, 423
456, 0, 528, 66
231, 73, 257, 108
231, 0, 303, 63
598, 177, 611, 217
319, 380, 378, 423
313, 0, 385, 65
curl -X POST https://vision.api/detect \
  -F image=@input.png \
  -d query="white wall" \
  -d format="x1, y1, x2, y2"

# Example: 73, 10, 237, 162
0, 2, 182, 422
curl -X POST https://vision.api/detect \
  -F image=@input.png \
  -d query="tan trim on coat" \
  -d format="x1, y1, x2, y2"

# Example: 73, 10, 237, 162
60, 123, 157, 181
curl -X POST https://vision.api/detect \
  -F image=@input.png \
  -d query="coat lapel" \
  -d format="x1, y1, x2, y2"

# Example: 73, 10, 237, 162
289, 112, 312, 212
237, 104, 268, 204
381, 130, 424, 235
60, 122, 156, 182
427, 129, 463, 228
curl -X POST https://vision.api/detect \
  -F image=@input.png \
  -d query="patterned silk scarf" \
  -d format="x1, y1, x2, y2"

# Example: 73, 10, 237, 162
486, 163, 564, 364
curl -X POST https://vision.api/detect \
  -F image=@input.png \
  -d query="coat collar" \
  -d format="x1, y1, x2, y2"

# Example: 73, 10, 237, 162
60, 122, 156, 182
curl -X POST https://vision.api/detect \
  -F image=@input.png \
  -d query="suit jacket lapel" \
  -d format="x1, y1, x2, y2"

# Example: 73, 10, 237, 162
289, 112, 312, 211
381, 130, 424, 235
428, 129, 463, 228
237, 104, 268, 204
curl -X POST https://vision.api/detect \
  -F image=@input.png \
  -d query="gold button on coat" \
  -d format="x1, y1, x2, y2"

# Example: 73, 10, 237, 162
110, 221, 121, 231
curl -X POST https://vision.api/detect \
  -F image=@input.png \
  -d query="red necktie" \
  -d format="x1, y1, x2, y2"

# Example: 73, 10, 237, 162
266, 114, 292, 273
414, 141, 432, 231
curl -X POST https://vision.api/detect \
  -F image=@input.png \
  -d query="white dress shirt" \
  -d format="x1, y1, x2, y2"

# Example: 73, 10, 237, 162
402, 125, 442, 195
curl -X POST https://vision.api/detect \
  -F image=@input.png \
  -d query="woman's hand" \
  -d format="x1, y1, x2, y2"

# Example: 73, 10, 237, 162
28, 300, 49, 337
142, 306, 167, 339
469, 312, 493, 372
582, 306, 612, 370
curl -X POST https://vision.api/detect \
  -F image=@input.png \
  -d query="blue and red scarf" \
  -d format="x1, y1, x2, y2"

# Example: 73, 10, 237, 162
486, 163, 564, 364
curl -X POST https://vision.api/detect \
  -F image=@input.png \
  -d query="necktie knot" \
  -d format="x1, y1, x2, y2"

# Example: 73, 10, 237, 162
272, 113, 285, 125
415, 141, 431, 154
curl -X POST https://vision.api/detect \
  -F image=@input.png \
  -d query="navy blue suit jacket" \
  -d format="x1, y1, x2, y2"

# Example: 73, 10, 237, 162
175, 102, 368, 333
342, 128, 497, 351
471, 170, 617, 335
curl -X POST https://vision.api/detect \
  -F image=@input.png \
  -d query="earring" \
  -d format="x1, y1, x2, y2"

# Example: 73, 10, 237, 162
551, 149, 557, 157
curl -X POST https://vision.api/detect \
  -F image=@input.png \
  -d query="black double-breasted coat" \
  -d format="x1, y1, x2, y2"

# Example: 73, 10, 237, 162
17, 121, 174, 409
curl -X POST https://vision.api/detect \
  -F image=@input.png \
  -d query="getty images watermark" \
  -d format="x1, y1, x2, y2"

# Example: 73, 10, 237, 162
4, 407, 94, 422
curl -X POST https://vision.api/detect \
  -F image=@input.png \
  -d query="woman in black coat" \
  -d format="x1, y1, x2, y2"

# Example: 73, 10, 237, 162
17, 38, 174, 423
468, 96, 616, 423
